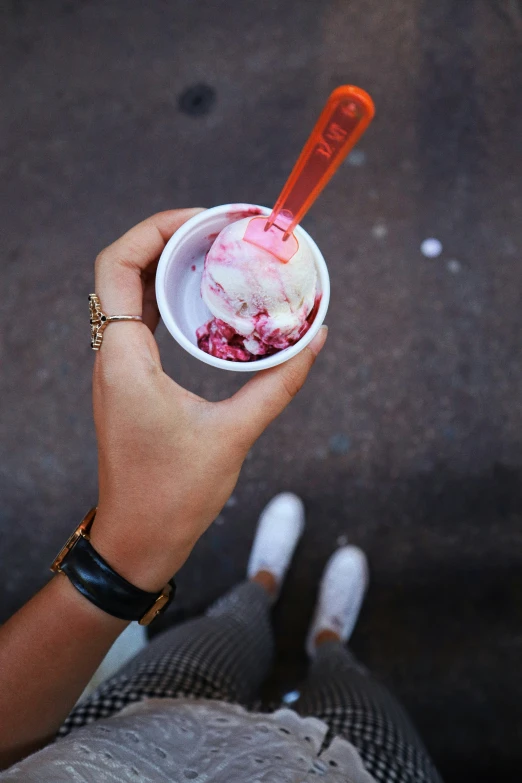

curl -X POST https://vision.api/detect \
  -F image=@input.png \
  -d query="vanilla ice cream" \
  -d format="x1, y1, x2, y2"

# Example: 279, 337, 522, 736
196, 217, 318, 361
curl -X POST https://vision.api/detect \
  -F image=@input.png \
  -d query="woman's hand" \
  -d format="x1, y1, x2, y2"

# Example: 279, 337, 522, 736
0, 209, 326, 765
90, 209, 327, 591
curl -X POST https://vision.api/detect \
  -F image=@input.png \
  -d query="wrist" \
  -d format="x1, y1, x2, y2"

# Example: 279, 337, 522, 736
89, 506, 192, 593
50, 572, 129, 633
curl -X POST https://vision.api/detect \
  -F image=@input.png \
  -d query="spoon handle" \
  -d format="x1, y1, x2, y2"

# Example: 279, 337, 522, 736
268, 86, 375, 237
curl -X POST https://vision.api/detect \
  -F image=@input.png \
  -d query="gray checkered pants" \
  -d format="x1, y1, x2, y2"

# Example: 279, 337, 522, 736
59, 582, 442, 783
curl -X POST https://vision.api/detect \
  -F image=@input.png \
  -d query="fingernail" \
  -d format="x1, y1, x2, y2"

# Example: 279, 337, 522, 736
309, 325, 328, 357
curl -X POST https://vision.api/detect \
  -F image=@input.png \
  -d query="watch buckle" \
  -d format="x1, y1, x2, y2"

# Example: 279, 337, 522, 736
50, 507, 97, 574
139, 584, 172, 626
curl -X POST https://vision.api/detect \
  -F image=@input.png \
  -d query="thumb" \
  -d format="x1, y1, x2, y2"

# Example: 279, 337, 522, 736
222, 326, 328, 447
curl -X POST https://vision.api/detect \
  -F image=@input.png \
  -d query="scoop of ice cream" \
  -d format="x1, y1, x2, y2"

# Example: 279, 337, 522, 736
200, 217, 317, 357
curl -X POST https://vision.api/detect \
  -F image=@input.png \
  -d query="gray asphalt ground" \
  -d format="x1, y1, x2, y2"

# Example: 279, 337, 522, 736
1, 1, 522, 779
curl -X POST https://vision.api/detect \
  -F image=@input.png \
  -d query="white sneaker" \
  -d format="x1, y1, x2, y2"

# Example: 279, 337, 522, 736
306, 546, 369, 658
247, 493, 305, 597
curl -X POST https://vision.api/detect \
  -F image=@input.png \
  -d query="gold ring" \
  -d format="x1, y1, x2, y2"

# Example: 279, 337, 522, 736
89, 294, 143, 351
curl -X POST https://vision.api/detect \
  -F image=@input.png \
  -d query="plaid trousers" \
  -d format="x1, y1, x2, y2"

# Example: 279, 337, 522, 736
59, 582, 443, 783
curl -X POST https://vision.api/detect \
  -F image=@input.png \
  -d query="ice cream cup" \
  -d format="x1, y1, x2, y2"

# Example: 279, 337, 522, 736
156, 203, 330, 372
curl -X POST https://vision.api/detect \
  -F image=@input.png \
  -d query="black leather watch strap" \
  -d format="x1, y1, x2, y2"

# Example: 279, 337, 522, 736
60, 533, 175, 623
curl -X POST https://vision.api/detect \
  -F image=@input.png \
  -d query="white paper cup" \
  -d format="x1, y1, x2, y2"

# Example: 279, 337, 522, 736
156, 203, 330, 372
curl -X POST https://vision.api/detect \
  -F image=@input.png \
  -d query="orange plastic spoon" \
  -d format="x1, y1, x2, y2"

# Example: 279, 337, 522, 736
244, 85, 375, 262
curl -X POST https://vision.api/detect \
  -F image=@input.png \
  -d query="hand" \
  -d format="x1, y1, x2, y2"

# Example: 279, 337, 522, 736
89, 209, 327, 591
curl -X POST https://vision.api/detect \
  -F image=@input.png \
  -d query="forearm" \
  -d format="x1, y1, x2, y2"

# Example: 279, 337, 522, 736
0, 574, 127, 769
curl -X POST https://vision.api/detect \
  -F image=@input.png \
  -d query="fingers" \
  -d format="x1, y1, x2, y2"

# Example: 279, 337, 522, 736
93, 208, 203, 374
222, 326, 328, 447
95, 208, 204, 317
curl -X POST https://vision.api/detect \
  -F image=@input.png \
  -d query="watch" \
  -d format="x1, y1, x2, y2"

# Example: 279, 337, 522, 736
51, 507, 175, 626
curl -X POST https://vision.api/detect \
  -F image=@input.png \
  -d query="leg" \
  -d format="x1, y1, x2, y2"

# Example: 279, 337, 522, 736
299, 547, 443, 783
297, 641, 443, 783
59, 581, 273, 736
